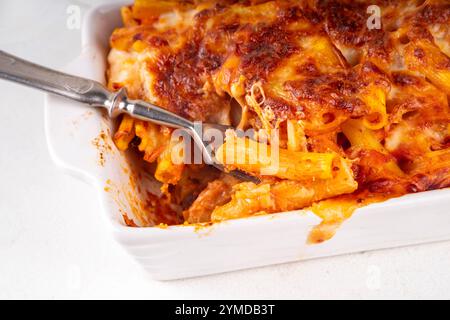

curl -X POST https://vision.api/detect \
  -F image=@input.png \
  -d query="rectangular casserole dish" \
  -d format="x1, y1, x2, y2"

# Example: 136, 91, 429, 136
44, 2, 450, 280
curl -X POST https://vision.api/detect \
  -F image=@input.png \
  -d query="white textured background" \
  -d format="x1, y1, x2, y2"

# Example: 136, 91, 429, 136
1, 0, 449, 300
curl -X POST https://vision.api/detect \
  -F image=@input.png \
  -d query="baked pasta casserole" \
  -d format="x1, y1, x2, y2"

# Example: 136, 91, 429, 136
108, 0, 450, 242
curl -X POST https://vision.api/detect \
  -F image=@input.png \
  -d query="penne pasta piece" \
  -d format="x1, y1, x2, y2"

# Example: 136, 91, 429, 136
154, 140, 185, 185
341, 119, 385, 153
132, 0, 194, 23
120, 6, 139, 27
360, 84, 388, 130
287, 120, 308, 152
114, 115, 135, 151
135, 121, 170, 163
215, 136, 337, 180
212, 158, 358, 221
404, 40, 450, 95
211, 183, 274, 221
271, 158, 358, 212
342, 119, 405, 177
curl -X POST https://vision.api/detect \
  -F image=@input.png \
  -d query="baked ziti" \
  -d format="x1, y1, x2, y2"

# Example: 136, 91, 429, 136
107, 0, 449, 242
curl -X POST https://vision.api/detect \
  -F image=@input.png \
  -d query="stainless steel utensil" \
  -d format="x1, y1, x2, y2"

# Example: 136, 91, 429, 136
0, 50, 258, 183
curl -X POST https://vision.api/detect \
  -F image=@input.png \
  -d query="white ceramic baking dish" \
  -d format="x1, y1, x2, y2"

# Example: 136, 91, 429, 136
45, 2, 450, 280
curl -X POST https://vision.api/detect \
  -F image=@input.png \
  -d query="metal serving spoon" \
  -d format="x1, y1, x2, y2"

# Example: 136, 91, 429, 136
0, 50, 258, 183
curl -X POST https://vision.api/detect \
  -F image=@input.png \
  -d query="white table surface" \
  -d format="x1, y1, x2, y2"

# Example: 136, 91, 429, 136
1, 0, 449, 300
